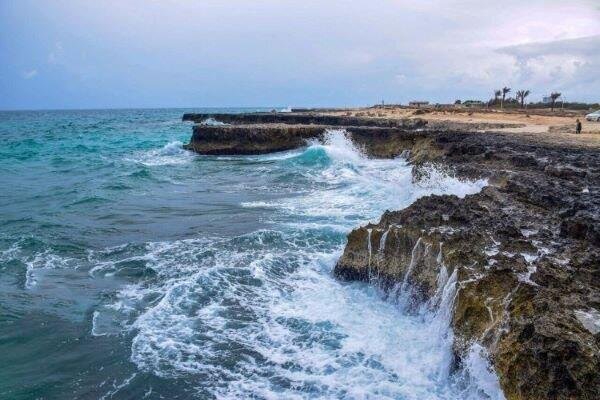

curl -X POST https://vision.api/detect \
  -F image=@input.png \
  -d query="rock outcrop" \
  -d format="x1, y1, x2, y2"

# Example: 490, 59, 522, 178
335, 130, 600, 400
184, 123, 433, 157
182, 112, 428, 129
183, 124, 327, 155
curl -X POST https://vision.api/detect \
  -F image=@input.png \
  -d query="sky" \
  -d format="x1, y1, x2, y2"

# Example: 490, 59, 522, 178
1, 0, 599, 110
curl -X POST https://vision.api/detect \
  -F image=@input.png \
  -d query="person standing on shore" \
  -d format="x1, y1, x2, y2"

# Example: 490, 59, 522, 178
576, 119, 582, 134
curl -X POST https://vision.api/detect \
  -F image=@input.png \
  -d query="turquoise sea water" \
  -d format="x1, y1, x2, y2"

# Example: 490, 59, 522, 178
0, 109, 502, 399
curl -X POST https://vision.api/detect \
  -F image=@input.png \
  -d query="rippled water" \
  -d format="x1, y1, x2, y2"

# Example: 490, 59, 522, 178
0, 109, 503, 399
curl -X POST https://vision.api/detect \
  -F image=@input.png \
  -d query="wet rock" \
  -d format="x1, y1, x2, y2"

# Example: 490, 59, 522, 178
184, 124, 434, 157
334, 130, 600, 399
183, 124, 327, 155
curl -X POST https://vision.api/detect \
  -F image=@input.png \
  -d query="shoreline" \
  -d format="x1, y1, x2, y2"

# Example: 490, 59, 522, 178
183, 107, 600, 399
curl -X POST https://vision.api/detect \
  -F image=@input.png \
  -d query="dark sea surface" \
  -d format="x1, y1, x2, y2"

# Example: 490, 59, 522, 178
0, 108, 502, 399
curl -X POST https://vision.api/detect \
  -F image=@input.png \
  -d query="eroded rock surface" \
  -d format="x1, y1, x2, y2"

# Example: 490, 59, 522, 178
183, 124, 326, 155
184, 123, 433, 157
335, 131, 600, 399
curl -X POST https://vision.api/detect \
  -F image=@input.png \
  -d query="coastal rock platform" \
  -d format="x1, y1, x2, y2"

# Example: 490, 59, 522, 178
184, 123, 436, 157
182, 112, 428, 129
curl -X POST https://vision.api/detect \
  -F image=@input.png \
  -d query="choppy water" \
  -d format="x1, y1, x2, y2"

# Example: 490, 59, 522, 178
0, 109, 503, 399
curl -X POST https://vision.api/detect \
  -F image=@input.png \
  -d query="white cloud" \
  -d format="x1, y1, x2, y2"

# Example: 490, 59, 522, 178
497, 35, 600, 99
4, 0, 600, 108
22, 69, 38, 79
48, 41, 64, 64
394, 74, 407, 84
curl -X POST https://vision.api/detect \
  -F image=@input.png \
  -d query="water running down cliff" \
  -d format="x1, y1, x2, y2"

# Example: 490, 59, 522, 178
1, 110, 500, 399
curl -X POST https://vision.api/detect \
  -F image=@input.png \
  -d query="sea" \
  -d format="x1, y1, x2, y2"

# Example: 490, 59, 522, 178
0, 108, 504, 399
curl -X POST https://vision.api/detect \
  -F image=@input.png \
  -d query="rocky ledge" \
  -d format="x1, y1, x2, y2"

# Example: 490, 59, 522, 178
182, 112, 600, 399
335, 131, 600, 399
184, 123, 436, 156
182, 111, 428, 129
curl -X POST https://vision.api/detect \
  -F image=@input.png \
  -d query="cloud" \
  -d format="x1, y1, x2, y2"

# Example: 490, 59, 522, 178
48, 41, 64, 64
2, 0, 599, 108
22, 69, 38, 79
394, 74, 407, 84
497, 35, 600, 98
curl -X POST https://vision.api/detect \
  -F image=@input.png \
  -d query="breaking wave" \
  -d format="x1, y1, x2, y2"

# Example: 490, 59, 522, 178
126, 141, 193, 166
88, 129, 503, 398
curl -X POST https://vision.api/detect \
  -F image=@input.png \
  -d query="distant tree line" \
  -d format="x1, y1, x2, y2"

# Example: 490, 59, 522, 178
487, 88, 598, 111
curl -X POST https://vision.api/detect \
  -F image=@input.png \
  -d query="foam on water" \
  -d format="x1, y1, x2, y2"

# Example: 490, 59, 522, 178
127, 140, 193, 166
91, 130, 502, 398
200, 117, 229, 126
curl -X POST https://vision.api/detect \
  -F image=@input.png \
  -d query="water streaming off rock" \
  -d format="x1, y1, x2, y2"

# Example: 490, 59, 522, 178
0, 109, 502, 399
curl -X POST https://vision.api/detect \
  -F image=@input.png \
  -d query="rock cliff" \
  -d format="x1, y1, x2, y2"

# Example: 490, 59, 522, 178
335, 131, 600, 399
184, 123, 434, 157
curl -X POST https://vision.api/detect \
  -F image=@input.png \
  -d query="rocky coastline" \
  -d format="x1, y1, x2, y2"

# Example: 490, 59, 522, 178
183, 110, 600, 399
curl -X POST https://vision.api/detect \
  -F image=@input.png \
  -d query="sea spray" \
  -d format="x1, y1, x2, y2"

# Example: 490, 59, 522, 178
366, 228, 373, 280
117, 130, 499, 398
400, 237, 423, 294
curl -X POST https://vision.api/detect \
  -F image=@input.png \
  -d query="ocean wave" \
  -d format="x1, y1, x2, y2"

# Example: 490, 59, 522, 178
126, 141, 193, 166
200, 117, 229, 126
90, 226, 501, 399
0, 238, 79, 289
91, 132, 498, 397
237, 130, 484, 227
88, 128, 498, 398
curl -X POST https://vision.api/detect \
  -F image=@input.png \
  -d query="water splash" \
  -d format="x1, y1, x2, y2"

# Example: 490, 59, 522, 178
400, 237, 423, 294
127, 141, 193, 166
87, 128, 501, 398
379, 226, 390, 254
200, 117, 228, 126
366, 228, 373, 280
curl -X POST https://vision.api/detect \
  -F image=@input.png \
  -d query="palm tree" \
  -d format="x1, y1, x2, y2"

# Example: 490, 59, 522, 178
501, 87, 511, 109
550, 92, 561, 111
516, 90, 530, 108
494, 90, 501, 106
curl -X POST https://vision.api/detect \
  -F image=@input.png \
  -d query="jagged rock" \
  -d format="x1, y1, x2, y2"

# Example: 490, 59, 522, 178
335, 131, 600, 399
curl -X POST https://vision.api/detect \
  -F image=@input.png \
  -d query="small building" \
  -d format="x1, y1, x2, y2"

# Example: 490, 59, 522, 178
463, 100, 484, 108
409, 101, 429, 108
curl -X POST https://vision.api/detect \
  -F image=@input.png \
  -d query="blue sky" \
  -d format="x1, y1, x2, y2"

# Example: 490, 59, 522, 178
1, 0, 599, 110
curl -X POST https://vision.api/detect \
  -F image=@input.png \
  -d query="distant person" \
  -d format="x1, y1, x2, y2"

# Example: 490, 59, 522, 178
576, 119, 582, 134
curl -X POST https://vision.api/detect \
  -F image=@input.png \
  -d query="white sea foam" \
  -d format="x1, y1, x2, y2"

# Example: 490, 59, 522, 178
200, 117, 229, 126
9, 246, 76, 289
127, 141, 193, 166
458, 344, 505, 400
240, 130, 486, 226
94, 129, 502, 398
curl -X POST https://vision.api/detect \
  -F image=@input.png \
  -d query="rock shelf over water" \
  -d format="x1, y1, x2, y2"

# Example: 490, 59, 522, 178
182, 111, 428, 128
183, 109, 600, 399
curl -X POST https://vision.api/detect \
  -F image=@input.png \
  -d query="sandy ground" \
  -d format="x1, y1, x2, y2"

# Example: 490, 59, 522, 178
329, 107, 600, 149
